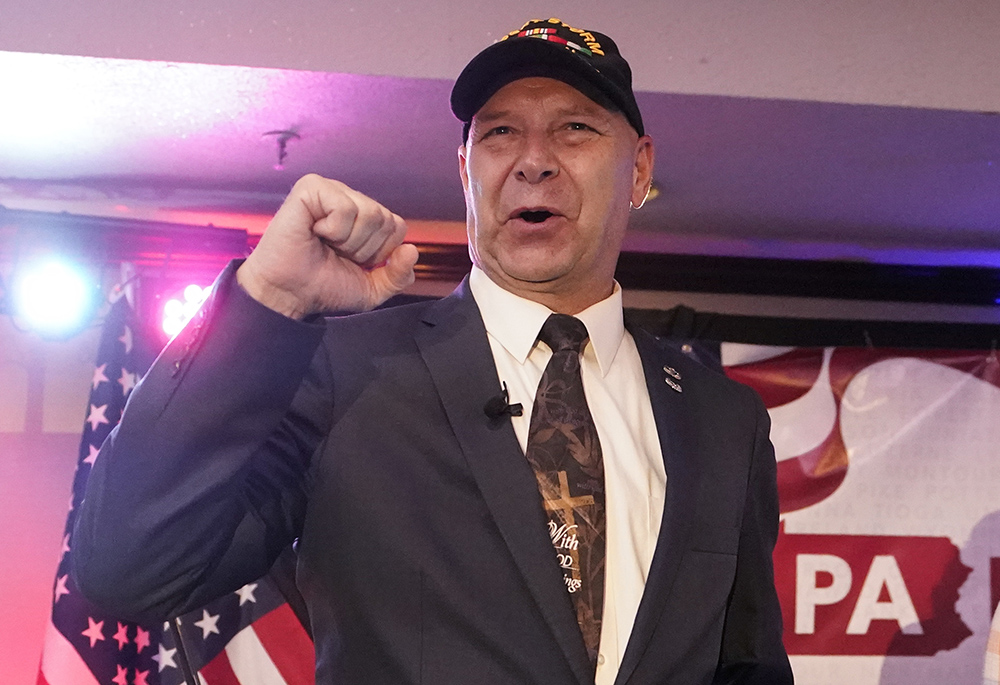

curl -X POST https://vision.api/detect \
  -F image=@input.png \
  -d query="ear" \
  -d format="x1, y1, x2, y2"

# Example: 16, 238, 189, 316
458, 144, 470, 193
630, 136, 655, 209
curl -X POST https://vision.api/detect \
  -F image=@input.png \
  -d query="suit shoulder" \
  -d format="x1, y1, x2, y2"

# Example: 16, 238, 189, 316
323, 296, 436, 332
324, 291, 469, 350
318, 290, 478, 360
632, 327, 765, 409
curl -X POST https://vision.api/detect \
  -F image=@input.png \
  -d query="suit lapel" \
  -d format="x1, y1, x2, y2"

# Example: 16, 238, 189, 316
614, 326, 703, 685
415, 280, 593, 685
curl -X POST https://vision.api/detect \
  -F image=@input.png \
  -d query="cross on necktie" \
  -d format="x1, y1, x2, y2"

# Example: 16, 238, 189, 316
525, 313, 606, 665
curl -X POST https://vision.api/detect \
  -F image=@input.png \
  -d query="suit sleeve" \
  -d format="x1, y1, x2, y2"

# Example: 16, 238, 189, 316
72, 263, 332, 623
713, 388, 795, 684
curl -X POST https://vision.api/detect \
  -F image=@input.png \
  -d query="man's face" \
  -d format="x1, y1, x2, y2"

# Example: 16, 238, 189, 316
458, 77, 654, 314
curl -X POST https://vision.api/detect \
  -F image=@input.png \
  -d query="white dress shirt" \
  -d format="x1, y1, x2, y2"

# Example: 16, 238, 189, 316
468, 266, 666, 685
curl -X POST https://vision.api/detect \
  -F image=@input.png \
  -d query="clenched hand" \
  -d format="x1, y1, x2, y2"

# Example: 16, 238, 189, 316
237, 175, 420, 319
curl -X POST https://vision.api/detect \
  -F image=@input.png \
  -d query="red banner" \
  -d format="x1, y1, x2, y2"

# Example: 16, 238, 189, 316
774, 526, 970, 655
724, 345, 1000, 683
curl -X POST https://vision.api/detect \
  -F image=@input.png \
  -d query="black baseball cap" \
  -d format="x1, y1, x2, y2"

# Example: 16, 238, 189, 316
451, 18, 645, 141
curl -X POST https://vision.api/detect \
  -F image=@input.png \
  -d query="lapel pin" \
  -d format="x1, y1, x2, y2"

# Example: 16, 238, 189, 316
663, 366, 682, 392
663, 376, 682, 393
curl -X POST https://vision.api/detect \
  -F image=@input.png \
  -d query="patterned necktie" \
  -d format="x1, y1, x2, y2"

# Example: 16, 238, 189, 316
525, 313, 606, 665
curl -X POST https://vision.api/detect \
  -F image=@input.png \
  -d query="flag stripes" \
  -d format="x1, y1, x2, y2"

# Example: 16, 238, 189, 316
37, 295, 315, 685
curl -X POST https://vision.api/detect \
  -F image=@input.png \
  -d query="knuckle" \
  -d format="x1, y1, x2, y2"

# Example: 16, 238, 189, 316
294, 172, 322, 190
323, 194, 359, 227
336, 196, 360, 221
377, 207, 394, 233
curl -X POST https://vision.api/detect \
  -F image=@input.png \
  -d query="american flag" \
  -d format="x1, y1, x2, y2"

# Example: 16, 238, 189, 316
38, 294, 314, 685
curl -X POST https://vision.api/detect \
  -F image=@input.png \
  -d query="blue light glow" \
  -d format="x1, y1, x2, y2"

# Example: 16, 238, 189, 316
12, 259, 97, 337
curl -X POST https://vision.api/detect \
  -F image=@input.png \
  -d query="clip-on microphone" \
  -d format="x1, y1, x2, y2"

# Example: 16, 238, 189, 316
483, 381, 523, 420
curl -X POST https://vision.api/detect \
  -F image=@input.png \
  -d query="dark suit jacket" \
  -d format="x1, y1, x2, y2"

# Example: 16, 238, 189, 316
73, 264, 792, 685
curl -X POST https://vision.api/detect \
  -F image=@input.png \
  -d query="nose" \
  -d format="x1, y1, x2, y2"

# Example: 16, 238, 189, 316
514, 134, 558, 184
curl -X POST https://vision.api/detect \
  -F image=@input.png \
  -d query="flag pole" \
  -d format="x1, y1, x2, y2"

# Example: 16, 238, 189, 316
168, 618, 200, 685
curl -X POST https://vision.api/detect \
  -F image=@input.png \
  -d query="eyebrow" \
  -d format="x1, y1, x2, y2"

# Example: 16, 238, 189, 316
472, 109, 513, 125
474, 103, 610, 125
557, 104, 609, 118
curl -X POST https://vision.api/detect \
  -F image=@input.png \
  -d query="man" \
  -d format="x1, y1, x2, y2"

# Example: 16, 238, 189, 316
74, 18, 792, 685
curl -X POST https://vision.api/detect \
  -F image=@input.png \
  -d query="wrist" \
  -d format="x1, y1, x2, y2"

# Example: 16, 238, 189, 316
235, 262, 312, 320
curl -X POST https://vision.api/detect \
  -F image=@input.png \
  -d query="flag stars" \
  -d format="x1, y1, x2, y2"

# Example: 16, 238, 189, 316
92, 363, 109, 390
119, 326, 133, 354
83, 444, 100, 466
134, 668, 150, 685
194, 609, 221, 639
236, 582, 258, 605
111, 664, 129, 685
119, 368, 137, 396
153, 643, 178, 672
135, 626, 151, 653
82, 617, 105, 647
61, 534, 71, 559
86, 404, 109, 432
113, 621, 130, 649
54, 575, 70, 603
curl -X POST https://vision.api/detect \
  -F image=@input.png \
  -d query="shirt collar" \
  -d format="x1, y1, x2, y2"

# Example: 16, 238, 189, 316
468, 266, 625, 377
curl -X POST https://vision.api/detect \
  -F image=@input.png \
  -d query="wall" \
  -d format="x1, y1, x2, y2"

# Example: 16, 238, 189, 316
0, 316, 99, 685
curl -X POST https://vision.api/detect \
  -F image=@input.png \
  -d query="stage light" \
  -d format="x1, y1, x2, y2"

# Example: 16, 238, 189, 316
10, 259, 98, 338
162, 283, 209, 337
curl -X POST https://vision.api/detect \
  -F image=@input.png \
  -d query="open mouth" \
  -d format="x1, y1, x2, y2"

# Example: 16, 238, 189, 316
517, 210, 555, 223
